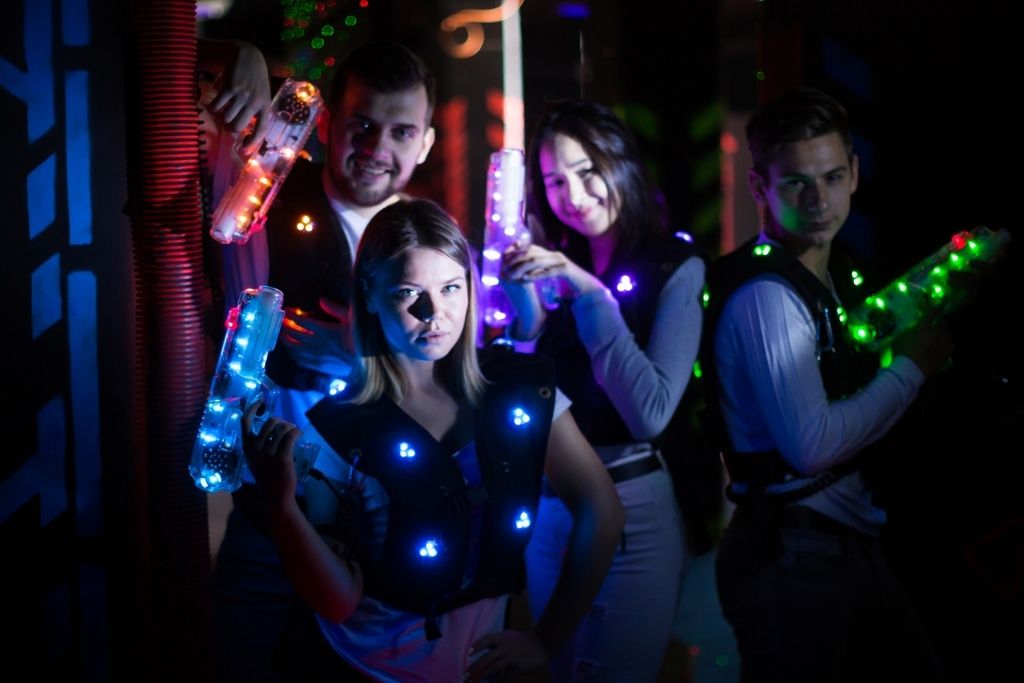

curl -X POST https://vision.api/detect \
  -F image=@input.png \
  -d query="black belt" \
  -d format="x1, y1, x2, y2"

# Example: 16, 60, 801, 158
542, 452, 663, 497
607, 453, 663, 484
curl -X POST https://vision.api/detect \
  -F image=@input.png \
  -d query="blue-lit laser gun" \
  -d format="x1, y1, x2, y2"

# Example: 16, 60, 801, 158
189, 285, 320, 492
845, 226, 1011, 352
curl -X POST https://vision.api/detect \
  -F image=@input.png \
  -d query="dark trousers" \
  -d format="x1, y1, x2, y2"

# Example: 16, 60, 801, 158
715, 506, 946, 683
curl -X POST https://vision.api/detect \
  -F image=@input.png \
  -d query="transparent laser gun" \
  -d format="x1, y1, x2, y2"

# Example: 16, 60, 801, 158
845, 226, 1010, 351
210, 79, 324, 244
479, 148, 558, 328
189, 285, 320, 492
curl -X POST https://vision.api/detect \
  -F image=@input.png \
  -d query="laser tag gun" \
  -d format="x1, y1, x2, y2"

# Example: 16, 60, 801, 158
210, 79, 324, 244
845, 226, 1011, 351
189, 285, 320, 492
479, 148, 559, 327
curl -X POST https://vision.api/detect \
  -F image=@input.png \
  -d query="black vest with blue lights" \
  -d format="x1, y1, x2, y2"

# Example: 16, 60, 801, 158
537, 234, 704, 447
306, 350, 554, 635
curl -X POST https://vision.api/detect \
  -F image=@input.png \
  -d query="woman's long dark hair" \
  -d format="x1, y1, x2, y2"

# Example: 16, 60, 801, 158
526, 99, 667, 267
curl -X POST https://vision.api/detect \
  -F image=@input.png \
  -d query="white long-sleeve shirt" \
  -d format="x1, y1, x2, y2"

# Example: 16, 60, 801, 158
714, 271, 926, 534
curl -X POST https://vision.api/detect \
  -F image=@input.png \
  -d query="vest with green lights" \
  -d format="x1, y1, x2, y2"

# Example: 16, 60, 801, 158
702, 238, 880, 497
306, 350, 554, 638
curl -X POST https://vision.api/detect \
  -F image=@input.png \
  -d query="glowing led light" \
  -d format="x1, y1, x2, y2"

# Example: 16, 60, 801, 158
481, 275, 500, 287
229, 361, 242, 373
248, 195, 261, 205
702, 287, 710, 308
692, 360, 703, 379
398, 442, 416, 458
296, 214, 315, 232
897, 282, 908, 293
674, 230, 695, 243
515, 509, 531, 530
511, 407, 531, 427
243, 311, 256, 323
753, 244, 772, 257
880, 347, 894, 368
504, 226, 517, 237
419, 539, 440, 557
951, 233, 967, 250
851, 270, 864, 287
493, 310, 507, 321
616, 275, 635, 292
873, 298, 886, 310
483, 248, 501, 261
328, 379, 347, 395
836, 306, 847, 324
281, 148, 296, 159
236, 337, 249, 348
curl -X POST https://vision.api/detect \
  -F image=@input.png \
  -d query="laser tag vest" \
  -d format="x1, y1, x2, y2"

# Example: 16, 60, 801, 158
537, 234, 704, 447
701, 237, 880, 498
262, 159, 354, 391
306, 350, 554, 637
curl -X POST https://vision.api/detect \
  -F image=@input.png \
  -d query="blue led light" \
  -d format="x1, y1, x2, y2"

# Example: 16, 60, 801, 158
515, 509, 531, 530
511, 407, 531, 427
615, 275, 635, 293
418, 539, 441, 558
398, 442, 416, 458
674, 230, 695, 243
328, 378, 347, 395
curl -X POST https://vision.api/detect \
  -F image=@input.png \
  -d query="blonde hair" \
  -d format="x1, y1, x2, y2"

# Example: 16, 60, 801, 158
349, 199, 485, 405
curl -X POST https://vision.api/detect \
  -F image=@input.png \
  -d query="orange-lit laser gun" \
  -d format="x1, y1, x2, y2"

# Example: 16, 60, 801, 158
189, 285, 320, 492
844, 226, 1010, 352
210, 79, 324, 244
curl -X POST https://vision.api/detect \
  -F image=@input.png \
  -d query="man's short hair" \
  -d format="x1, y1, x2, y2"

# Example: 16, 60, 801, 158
327, 40, 436, 122
746, 87, 853, 177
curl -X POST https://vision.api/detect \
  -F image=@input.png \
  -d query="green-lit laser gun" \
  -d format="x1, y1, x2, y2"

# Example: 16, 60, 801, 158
845, 226, 1011, 352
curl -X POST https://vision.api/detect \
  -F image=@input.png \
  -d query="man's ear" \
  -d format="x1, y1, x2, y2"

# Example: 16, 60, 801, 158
748, 168, 768, 206
316, 108, 331, 145
417, 126, 436, 165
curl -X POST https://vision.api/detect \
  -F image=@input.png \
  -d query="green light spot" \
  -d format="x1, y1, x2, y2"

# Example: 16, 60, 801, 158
345, 15, 357, 26
836, 306, 847, 324
932, 284, 945, 298
753, 244, 772, 257
755, 70, 766, 81
309, 67, 323, 80
880, 347, 893, 368
693, 361, 703, 379
322, 24, 335, 36
311, 36, 325, 49
851, 325, 873, 342
873, 298, 886, 310
702, 288, 710, 308
931, 266, 945, 277
968, 240, 979, 252
897, 281, 908, 293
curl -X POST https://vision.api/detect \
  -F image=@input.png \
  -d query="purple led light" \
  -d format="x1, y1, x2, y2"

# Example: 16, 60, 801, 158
616, 275, 635, 293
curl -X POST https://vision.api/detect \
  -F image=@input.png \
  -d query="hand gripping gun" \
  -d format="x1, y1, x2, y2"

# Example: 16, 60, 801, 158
210, 79, 324, 245
189, 285, 320, 492
845, 226, 1011, 352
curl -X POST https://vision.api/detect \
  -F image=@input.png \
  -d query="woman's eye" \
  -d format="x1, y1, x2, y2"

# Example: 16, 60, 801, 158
394, 288, 418, 299
442, 283, 461, 294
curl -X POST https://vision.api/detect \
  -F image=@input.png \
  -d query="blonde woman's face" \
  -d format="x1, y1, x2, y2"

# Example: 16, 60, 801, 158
365, 247, 468, 363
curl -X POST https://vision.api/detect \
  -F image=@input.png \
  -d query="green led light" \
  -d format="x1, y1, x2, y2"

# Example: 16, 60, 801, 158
880, 347, 893, 368
753, 244, 772, 257
702, 288, 710, 308
851, 270, 864, 287
311, 36, 324, 49
693, 361, 703, 379
968, 240, 979, 252
873, 298, 886, 310
309, 67, 323, 80
897, 281, 908, 293
931, 284, 945, 298
836, 306, 847, 324
322, 24, 335, 36
851, 325, 873, 342
345, 15, 357, 26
